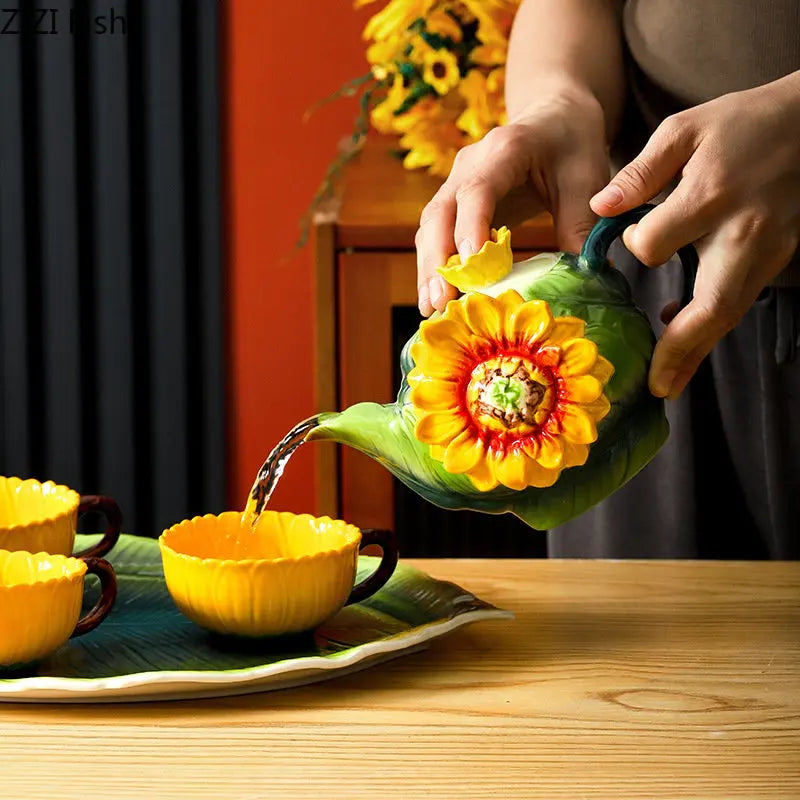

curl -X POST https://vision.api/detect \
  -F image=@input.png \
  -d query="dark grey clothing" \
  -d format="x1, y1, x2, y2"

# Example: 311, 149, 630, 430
547, 2, 800, 558
617, 0, 800, 287
549, 247, 800, 559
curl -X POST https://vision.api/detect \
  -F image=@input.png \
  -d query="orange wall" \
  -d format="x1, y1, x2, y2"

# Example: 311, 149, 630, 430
224, 2, 373, 512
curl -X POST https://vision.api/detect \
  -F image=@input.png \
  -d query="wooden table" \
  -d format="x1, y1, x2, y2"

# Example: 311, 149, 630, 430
1, 559, 798, 799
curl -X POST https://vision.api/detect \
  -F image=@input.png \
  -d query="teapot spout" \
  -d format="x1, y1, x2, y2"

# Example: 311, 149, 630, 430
307, 403, 423, 478
306, 402, 483, 510
306, 404, 394, 454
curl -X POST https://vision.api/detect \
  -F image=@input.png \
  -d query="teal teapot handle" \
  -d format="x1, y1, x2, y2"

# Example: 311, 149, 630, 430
578, 203, 698, 308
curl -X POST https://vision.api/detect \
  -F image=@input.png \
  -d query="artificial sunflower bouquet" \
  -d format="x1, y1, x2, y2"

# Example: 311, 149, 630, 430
358, 0, 520, 176
303, 0, 519, 237
300, 0, 519, 241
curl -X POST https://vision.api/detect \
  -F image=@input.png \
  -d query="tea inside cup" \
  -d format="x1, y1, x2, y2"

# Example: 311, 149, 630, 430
159, 511, 398, 638
0, 476, 121, 559
0, 549, 117, 667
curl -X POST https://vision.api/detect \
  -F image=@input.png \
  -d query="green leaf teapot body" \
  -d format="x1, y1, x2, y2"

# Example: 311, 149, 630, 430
307, 205, 696, 529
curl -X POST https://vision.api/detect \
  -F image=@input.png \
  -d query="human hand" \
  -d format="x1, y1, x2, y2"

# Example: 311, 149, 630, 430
591, 73, 800, 400
415, 89, 610, 316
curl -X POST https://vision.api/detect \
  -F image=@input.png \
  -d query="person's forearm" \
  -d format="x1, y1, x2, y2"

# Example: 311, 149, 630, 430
505, 0, 626, 141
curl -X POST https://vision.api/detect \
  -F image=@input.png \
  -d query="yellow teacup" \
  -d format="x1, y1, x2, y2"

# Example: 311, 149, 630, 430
159, 511, 399, 637
0, 476, 121, 559
0, 550, 117, 667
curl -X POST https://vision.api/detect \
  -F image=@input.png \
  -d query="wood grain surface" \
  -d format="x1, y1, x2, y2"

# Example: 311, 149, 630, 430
1, 559, 798, 799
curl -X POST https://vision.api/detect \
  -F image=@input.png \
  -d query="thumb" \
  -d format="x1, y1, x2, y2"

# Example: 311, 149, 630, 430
590, 116, 692, 217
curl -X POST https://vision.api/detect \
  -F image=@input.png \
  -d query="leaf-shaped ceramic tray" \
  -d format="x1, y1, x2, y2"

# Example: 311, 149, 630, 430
0, 534, 511, 703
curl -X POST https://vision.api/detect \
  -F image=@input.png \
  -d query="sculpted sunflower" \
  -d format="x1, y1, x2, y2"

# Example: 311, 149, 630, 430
408, 290, 614, 491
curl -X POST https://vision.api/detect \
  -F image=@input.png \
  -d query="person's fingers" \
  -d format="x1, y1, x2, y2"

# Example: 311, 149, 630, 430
452, 147, 525, 263
648, 298, 722, 398
452, 174, 495, 265
416, 188, 457, 316
620, 181, 716, 267
648, 224, 786, 398
551, 152, 609, 252
450, 127, 533, 273
590, 114, 694, 217
428, 274, 458, 314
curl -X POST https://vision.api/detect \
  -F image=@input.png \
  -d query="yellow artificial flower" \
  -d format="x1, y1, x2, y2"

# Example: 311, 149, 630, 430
398, 99, 463, 176
408, 290, 614, 491
425, 9, 463, 41
370, 73, 408, 134
422, 48, 461, 96
408, 32, 435, 62
470, 41, 507, 66
460, 0, 517, 46
366, 34, 407, 67
437, 226, 512, 291
456, 69, 502, 141
363, 0, 435, 42
487, 66, 505, 95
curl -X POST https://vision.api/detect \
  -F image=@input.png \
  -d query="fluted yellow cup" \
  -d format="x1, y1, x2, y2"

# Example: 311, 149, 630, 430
159, 510, 398, 637
0, 476, 121, 559
0, 549, 117, 667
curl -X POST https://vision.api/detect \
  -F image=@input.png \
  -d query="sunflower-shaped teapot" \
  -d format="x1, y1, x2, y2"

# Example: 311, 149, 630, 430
305, 204, 695, 530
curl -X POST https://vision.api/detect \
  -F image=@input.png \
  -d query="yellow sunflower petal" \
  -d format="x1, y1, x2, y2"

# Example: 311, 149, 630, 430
492, 447, 530, 491
524, 459, 561, 489
535, 436, 563, 470
425, 9, 463, 41
419, 317, 471, 353
411, 319, 473, 377
494, 289, 525, 341
409, 377, 460, 411
560, 405, 599, 444
591, 355, 615, 386
443, 429, 486, 474
580, 394, 612, 422
430, 444, 446, 461
462, 292, 503, 343
560, 338, 599, 376
466, 457, 500, 491
508, 299, 553, 348
546, 316, 586, 345
564, 374, 603, 403
521, 438, 539, 460
415, 410, 468, 445
436, 227, 513, 292
562, 440, 590, 468
440, 294, 470, 327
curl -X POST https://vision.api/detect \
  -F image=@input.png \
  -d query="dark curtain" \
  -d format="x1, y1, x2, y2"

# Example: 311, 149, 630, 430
0, 0, 227, 537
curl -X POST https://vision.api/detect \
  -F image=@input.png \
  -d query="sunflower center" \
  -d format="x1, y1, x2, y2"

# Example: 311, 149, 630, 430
466, 356, 552, 435
432, 61, 447, 79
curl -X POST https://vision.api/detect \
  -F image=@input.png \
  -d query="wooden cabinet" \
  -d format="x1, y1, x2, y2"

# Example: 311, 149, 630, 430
312, 136, 557, 542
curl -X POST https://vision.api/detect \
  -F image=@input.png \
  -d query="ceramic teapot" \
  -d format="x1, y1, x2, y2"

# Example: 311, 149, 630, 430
307, 204, 697, 530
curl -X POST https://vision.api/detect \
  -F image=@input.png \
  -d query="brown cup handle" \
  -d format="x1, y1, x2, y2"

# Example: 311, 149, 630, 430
345, 529, 399, 606
72, 558, 118, 638
74, 495, 122, 559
